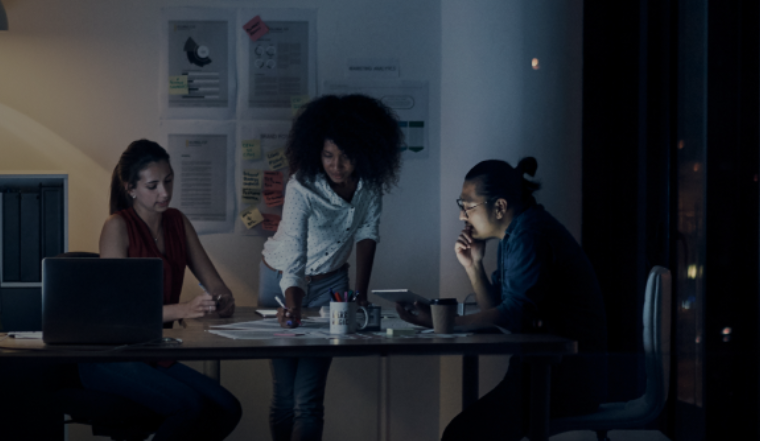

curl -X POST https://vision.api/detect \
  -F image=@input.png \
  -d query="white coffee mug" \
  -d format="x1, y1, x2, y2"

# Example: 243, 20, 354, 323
330, 302, 369, 334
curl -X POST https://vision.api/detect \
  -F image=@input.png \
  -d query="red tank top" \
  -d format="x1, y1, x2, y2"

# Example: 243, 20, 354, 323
119, 207, 187, 310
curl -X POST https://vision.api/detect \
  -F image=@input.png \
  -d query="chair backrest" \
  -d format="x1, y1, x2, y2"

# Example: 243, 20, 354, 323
641, 266, 672, 416
58, 252, 99, 258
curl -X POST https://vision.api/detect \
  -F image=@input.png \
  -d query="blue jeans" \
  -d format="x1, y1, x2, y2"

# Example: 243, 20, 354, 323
79, 361, 241, 441
259, 260, 349, 441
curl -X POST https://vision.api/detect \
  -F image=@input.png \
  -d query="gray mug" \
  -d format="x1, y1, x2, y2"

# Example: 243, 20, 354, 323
363, 304, 382, 331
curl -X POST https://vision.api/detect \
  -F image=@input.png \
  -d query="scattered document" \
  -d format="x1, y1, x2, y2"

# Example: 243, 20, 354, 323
9, 332, 43, 339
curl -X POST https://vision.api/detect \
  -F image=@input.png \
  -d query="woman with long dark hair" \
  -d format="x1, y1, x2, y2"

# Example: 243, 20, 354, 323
399, 158, 607, 441
79, 139, 242, 441
260, 94, 402, 441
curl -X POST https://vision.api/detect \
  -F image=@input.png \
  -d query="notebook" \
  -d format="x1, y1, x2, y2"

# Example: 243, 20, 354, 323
42, 257, 163, 345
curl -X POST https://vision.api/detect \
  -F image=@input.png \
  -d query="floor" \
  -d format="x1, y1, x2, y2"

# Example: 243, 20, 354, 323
549, 431, 671, 441
68, 426, 671, 441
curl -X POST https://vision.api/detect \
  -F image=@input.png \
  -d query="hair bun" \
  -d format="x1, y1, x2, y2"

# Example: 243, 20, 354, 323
517, 157, 538, 177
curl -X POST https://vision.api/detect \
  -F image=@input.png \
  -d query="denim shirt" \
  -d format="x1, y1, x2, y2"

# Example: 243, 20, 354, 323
493, 205, 607, 355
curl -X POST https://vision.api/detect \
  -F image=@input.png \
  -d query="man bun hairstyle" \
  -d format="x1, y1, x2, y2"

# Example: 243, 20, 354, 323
465, 157, 541, 212
109, 139, 171, 214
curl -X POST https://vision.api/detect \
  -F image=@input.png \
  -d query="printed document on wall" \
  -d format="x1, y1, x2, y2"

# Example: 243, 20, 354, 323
162, 122, 236, 234
236, 121, 291, 236
237, 9, 317, 120
323, 80, 429, 159
160, 8, 237, 120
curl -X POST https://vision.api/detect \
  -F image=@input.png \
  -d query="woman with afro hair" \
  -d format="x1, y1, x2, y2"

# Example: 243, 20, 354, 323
259, 94, 402, 441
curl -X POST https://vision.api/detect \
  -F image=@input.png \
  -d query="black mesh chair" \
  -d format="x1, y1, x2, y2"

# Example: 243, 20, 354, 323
52, 252, 164, 441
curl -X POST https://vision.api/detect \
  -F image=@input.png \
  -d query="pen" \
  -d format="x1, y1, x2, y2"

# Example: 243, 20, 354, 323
199, 283, 221, 303
275, 295, 300, 327
333, 291, 342, 302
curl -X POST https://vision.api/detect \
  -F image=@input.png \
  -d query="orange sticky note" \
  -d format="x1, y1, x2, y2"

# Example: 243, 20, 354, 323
264, 191, 284, 207
243, 15, 270, 42
264, 171, 284, 193
262, 213, 282, 232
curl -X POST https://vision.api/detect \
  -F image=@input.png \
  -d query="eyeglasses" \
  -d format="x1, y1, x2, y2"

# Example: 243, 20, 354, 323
456, 198, 488, 218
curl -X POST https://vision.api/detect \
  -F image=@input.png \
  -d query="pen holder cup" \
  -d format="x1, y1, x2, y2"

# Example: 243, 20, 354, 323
330, 302, 368, 334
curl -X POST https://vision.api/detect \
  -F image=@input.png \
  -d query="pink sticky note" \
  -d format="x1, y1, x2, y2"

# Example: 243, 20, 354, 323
243, 15, 270, 42
264, 191, 284, 208
262, 213, 282, 232
264, 171, 284, 193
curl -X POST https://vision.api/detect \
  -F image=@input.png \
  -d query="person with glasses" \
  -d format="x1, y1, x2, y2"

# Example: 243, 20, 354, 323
260, 94, 402, 441
397, 158, 608, 441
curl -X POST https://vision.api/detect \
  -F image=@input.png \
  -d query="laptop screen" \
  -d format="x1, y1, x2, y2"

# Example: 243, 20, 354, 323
42, 257, 163, 345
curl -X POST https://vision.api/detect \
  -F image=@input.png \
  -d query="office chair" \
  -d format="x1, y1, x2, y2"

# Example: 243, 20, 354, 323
52, 252, 164, 441
549, 266, 672, 441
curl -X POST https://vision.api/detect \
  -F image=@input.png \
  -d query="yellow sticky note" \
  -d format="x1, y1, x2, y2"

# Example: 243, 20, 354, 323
266, 147, 289, 170
242, 139, 262, 161
243, 169, 262, 191
242, 189, 262, 205
291, 95, 310, 116
240, 206, 264, 229
169, 75, 188, 95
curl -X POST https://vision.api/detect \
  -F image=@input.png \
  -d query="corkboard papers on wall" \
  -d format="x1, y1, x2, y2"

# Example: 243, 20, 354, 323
160, 8, 238, 120
162, 121, 237, 234
237, 8, 318, 121
160, 8, 317, 121
236, 121, 291, 236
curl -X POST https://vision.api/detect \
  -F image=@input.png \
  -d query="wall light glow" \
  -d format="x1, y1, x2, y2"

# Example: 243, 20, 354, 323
531, 58, 540, 70
687, 264, 697, 279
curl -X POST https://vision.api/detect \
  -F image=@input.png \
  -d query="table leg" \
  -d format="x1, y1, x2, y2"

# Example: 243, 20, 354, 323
526, 356, 561, 441
379, 356, 390, 441
203, 360, 220, 382
462, 355, 479, 409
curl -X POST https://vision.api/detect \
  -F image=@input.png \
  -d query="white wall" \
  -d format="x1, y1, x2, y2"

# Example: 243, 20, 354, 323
0, 0, 583, 439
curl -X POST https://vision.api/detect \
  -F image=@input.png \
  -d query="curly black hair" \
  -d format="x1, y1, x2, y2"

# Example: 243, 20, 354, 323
286, 94, 403, 194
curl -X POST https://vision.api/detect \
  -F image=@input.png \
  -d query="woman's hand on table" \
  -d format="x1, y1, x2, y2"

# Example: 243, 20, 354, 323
183, 293, 217, 318
215, 292, 236, 318
395, 301, 433, 328
277, 306, 302, 329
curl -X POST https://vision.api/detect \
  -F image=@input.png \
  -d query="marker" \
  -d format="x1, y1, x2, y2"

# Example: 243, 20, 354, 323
333, 291, 342, 302
198, 283, 220, 311
275, 295, 300, 327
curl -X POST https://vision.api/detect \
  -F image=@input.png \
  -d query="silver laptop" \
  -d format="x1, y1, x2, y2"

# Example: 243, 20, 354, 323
42, 257, 163, 345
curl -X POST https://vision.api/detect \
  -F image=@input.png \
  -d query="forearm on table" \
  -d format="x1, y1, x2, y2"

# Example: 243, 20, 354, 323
454, 307, 504, 328
163, 303, 187, 323
284, 286, 306, 309
354, 239, 377, 302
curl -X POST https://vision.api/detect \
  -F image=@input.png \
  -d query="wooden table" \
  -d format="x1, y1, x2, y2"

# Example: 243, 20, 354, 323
0, 307, 576, 441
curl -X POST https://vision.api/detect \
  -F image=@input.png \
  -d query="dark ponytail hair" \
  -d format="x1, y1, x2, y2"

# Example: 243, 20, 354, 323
110, 139, 171, 214
464, 157, 541, 212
